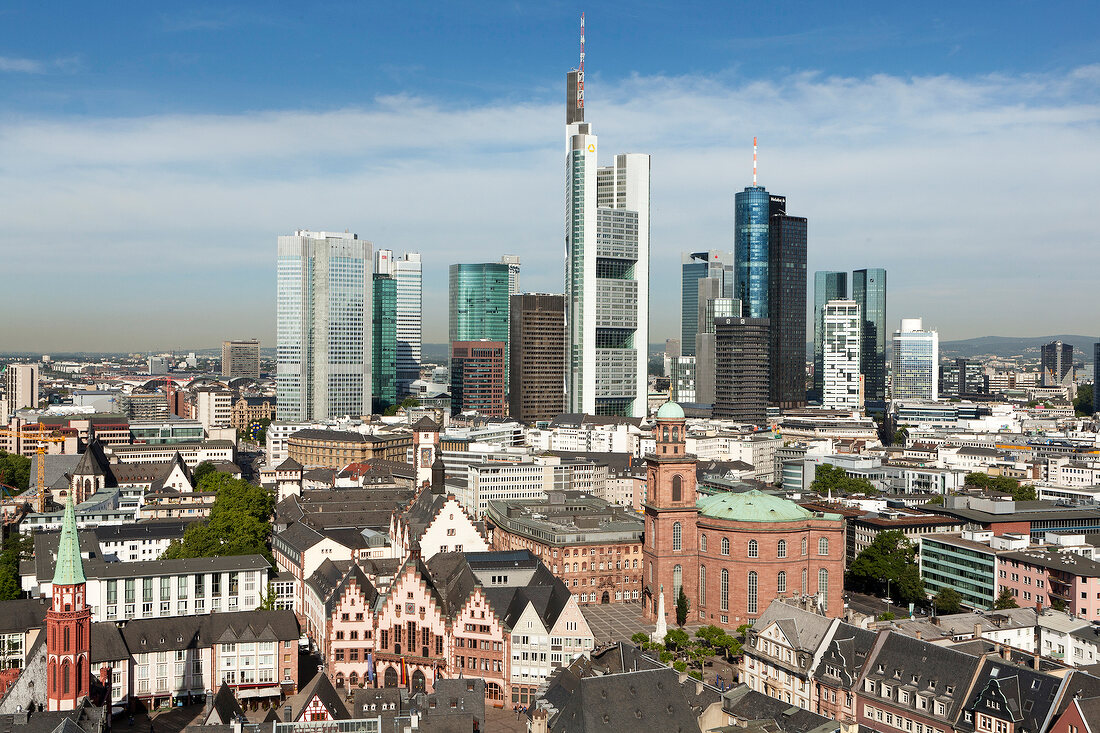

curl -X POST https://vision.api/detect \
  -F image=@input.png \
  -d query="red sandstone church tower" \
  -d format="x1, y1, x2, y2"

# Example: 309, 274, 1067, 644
642, 400, 699, 625
46, 493, 90, 711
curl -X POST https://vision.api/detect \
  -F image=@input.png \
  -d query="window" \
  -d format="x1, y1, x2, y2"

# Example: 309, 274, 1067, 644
777, 540, 787, 558
720, 569, 729, 611
801, 537, 807, 556
721, 537, 730, 556
700, 534, 707, 552
673, 565, 682, 598
777, 571, 786, 594
802, 568, 807, 595
748, 571, 758, 614
748, 540, 758, 558
819, 569, 829, 610
672, 523, 682, 551
699, 565, 706, 606
819, 537, 829, 556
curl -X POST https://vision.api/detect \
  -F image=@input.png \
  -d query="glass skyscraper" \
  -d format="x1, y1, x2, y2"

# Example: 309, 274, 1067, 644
448, 263, 511, 345
375, 249, 423, 397
277, 230, 372, 421
681, 251, 733, 357
812, 271, 848, 402
822, 300, 862, 410
768, 203, 807, 409
852, 268, 887, 405
891, 318, 939, 401
372, 273, 397, 412
734, 186, 772, 318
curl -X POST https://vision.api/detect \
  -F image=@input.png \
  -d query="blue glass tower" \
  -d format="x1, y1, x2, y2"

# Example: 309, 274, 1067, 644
735, 186, 771, 319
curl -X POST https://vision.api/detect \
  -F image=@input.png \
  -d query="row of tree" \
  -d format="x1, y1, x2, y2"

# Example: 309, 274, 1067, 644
631, 624, 748, 679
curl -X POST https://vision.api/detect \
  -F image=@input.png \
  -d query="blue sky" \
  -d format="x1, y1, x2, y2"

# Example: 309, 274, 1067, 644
1, 1, 1099, 350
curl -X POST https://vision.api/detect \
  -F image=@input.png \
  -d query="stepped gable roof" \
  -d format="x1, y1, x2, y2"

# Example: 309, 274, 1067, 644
815, 623, 878, 690
956, 658, 1063, 733
293, 672, 349, 721
90, 622, 129, 663
398, 487, 448, 541
542, 666, 702, 733
425, 552, 478, 617
722, 685, 838, 733
207, 683, 245, 725
275, 457, 303, 471
306, 559, 377, 617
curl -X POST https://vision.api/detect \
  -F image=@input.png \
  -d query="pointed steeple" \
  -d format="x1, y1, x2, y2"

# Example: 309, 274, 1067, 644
53, 492, 86, 586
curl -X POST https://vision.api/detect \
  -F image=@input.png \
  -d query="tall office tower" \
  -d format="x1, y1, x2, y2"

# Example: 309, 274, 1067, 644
670, 357, 696, 404
852, 268, 887, 405
767, 205, 807, 409
941, 358, 985, 398
277, 230, 372, 421
449, 263, 511, 346
372, 274, 397, 412
693, 277, 740, 406
891, 318, 939, 401
451, 341, 507, 417
509, 294, 566, 423
713, 315, 770, 425
1094, 344, 1100, 415
3, 363, 39, 411
663, 338, 681, 377
821, 300, 862, 410
565, 32, 650, 417
500, 255, 521, 296
1041, 340, 1075, 387
374, 250, 423, 396
812, 271, 848, 402
681, 251, 733, 357
221, 339, 260, 379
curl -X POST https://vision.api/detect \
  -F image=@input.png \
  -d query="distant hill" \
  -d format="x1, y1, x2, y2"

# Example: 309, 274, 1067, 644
939, 335, 1098, 359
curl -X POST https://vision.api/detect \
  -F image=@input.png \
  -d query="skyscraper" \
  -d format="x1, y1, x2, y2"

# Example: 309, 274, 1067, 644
821, 300, 862, 410
221, 340, 260, 379
3, 363, 39, 411
372, 273, 397, 412
852, 268, 887, 405
451, 341, 507, 417
713, 315, 770, 425
734, 184, 771, 319
565, 32, 650, 417
500, 255, 521, 296
768, 202, 807, 409
1041, 340, 1074, 387
891, 318, 939, 401
812, 271, 848, 402
681, 251, 733, 357
694, 278, 740, 406
509, 293, 566, 423
449, 262, 511, 345
375, 250, 423, 396
277, 230, 372, 421
1094, 344, 1100, 415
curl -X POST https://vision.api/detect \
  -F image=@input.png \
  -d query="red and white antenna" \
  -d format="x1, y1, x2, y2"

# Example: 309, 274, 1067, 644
578, 13, 585, 110
753, 136, 758, 187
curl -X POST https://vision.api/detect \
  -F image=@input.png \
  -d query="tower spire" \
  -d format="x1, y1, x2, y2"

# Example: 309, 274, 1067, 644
53, 491, 86, 586
753, 136, 758, 187
578, 12, 585, 112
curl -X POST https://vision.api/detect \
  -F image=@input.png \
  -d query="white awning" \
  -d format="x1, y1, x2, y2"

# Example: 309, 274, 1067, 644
238, 686, 283, 699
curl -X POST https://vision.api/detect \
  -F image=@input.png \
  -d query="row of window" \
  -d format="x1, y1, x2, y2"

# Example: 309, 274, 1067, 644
671, 526, 829, 557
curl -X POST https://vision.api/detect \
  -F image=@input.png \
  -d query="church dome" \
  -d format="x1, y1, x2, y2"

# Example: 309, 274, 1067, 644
655, 400, 685, 420
696, 489, 816, 522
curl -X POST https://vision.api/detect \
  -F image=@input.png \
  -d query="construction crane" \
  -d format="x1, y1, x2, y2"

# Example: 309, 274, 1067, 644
0, 423, 71, 513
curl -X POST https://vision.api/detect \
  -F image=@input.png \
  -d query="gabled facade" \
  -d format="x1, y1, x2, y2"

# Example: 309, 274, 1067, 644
371, 558, 450, 694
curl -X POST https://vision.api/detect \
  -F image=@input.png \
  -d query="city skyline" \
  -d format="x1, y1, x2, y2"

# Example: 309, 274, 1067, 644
2, 4, 1100, 351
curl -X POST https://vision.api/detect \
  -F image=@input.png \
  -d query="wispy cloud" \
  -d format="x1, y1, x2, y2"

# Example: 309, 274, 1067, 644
0, 55, 43, 73
0, 65, 1098, 350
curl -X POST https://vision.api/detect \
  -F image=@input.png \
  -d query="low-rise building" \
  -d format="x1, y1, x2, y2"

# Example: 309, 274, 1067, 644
286, 429, 412, 469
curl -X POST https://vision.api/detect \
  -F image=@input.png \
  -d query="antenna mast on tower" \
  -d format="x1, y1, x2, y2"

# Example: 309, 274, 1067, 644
753, 136, 758, 187
578, 12, 585, 112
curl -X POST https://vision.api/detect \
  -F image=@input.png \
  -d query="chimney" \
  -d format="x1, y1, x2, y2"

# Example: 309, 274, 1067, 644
1033, 652, 1041, 670
284, 705, 293, 723
530, 707, 550, 733
1000, 644, 1010, 661
974, 623, 983, 641
915, 631, 921, 640
205, 690, 214, 717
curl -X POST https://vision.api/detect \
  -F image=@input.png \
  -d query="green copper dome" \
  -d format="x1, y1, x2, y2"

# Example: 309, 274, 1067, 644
52, 492, 86, 586
696, 489, 821, 522
655, 400, 685, 420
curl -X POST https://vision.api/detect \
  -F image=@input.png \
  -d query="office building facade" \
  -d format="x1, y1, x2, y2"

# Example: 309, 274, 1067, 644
812, 272, 848, 402
1094, 344, 1100, 415
449, 263, 510, 347
4, 363, 39, 411
713, 316, 770, 425
1041, 340, 1074, 387
372, 274, 397, 411
451, 341, 507, 417
277, 230, 372, 421
939, 358, 986, 398
509, 294, 566, 423
821, 300, 862, 411
891, 318, 939, 401
694, 281, 740, 407
681, 251, 733, 357
852, 268, 887, 405
220, 340, 260, 380
374, 250, 423, 396
500, 255, 521, 296
734, 186, 772, 319
768, 207, 807, 409
565, 67, 650, 417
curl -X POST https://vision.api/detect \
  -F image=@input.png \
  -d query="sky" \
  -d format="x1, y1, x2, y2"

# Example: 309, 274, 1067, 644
1, 1, 1099, 352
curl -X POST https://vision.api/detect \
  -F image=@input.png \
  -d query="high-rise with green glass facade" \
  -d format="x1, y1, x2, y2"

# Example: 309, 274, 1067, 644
449, 263, 511, 388
853, 268, 887, 406
372, 273, 397, 411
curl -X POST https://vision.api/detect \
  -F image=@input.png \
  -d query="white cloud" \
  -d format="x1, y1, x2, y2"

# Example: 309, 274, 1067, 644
0, 65, 1098, 351
0, 55, 42, 73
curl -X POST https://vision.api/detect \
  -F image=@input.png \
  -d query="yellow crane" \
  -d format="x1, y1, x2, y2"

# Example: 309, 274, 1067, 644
0, 423, 71, 513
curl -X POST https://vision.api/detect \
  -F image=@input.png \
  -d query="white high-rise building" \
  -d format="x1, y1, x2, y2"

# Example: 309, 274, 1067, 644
892, 318, 939, 401
4, 364, 39, 412
822, 299, 862, 410
499, 255, 521, 296
564, 61, 650, 417
375, 250, 423, 395
277, 230, 372, 421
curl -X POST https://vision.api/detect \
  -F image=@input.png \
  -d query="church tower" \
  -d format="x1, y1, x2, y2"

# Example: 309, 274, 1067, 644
46, 493, 90, 711
412, 416, 440, 489
642, 400, 699, 624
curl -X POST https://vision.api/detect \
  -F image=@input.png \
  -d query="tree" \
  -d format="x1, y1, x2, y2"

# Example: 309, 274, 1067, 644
893, 428, 908, 446
0, 451, 31, 491
192, 461, 216, 486
676, 586, 690, 627
847, 530, 925, 604
161, 473, 275, 562
810, 464, 879, 497
1074, 385, 1094, 417
993, 589, 1019, 610
933, 588, 963, 615
630, 632, 649, 646
664, 628, 690, 652
926, 495, 945, 505
257, 583, 277, 611
878, 612, 896, 621
0, 533, 33, 600
965, 472, 1034, 501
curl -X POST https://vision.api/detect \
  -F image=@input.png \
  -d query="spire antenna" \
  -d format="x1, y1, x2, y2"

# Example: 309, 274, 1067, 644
753, 136, 758, 187
578, 12, 585, 111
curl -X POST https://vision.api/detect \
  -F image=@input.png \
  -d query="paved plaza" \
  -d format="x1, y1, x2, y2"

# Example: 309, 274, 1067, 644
580, 601, 654, 645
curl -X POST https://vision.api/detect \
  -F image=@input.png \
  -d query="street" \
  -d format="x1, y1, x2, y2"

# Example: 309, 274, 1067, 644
845, 591, 918, 620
